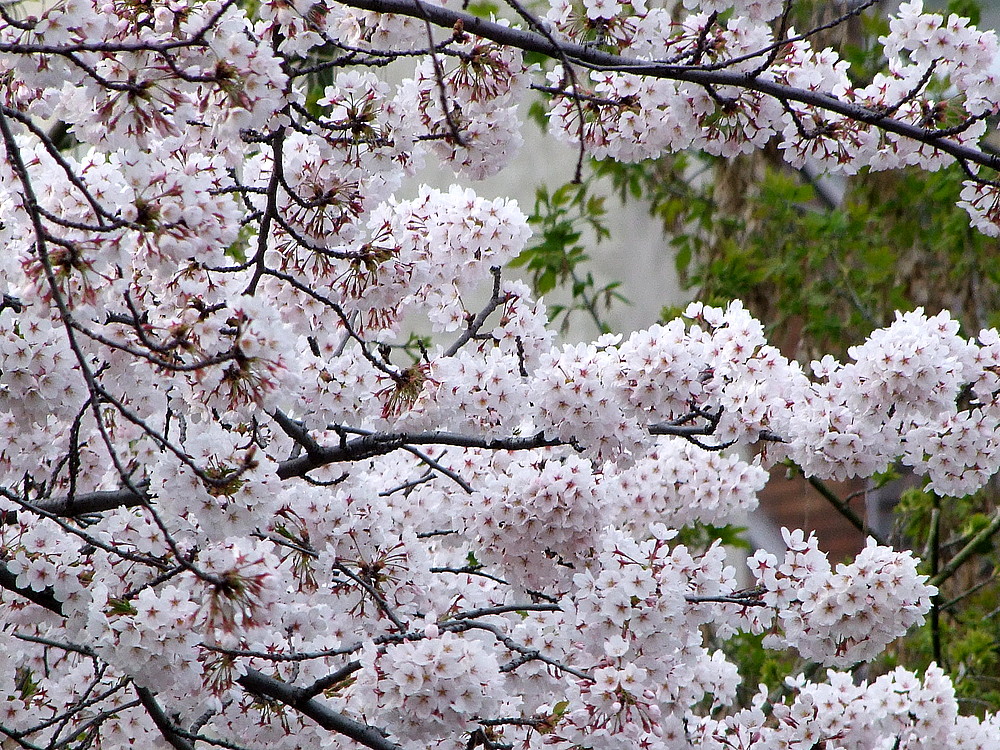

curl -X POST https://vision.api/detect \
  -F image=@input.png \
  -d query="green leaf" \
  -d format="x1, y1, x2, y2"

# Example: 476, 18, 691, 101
870, 466, 902, 490
465, 0, 499, 17
537, 268, 557, 295
107, 597, 138, 616
674, 242, 692, 277
947, 0, 981, 26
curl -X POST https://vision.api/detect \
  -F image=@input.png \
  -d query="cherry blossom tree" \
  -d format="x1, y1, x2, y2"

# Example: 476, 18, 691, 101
2, 1, 1000, 748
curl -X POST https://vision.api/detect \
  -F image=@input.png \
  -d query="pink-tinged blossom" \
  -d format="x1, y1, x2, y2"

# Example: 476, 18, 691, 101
3, 0, 1000, 748
747, 531, 936, 667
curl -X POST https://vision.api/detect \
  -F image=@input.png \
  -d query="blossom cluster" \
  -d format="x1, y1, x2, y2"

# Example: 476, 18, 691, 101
692, 664, 1000, 750
747, 530, 937, 667
543, 0, 1000, 232
556, 527, 742, 750
354, 626, 507, 742
3, 0, 1000, 749
396, 34, 532, 179
3, 0, 286, 151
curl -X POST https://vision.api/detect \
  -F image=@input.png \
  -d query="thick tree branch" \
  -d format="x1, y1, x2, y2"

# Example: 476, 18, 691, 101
276, 422, 740, 478
301, 660, 363, 700
134, 686, 197, 750
337, 0, 1000, 175
0, 565, 65, 615
2, 419, 780, 518
1, 485, 148, 522
237, 669, 402, 750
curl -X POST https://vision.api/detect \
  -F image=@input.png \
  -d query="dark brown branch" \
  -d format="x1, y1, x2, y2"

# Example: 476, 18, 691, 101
685, 592, 767, 607
236, 669, 402, 750
443, 266, 506, 357
301, 661, 363, 699
1, 485, 146, 522
399, 445, 474, 493
275, 428, 563, 478
337, 0, 1000, 174
5, 418, 771, 519
134, 686, 197, 750
271, 408, 324, 460
0, 565, 65, 614
806, 475, 886, 546
244, 130, 285, 296
452, 619, 592, 680
444, 603, 561, 620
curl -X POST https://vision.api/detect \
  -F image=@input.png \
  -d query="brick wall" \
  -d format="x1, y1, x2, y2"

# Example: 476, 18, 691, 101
758, 469, 868, 562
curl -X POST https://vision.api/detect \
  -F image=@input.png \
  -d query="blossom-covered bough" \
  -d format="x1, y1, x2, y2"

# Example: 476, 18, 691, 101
2, 0, 1000, 747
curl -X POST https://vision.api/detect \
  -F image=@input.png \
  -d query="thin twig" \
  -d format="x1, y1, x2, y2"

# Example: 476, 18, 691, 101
806, 475, 886, 546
